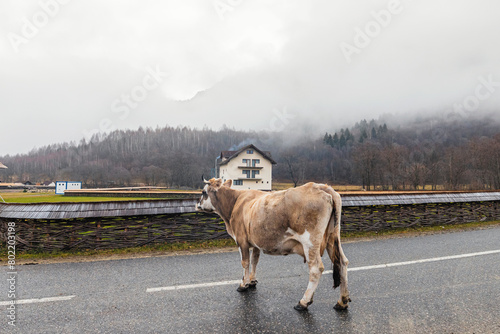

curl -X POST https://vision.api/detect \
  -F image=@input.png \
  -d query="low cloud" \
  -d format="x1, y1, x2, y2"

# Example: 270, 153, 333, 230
0, 0, 499, 155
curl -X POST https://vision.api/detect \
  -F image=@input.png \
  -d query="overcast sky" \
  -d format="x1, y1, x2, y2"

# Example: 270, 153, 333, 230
1, 0, 499, 155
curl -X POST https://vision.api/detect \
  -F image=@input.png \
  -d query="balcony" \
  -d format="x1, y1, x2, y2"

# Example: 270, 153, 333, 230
236, 177, 262, 181
237, 165, 263, 169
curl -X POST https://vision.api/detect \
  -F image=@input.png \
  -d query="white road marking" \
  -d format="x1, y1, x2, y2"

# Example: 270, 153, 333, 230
0, 295, 75, 306
148, 249, 500, 293
323, 249, 500, 275
147, 280, 241, 292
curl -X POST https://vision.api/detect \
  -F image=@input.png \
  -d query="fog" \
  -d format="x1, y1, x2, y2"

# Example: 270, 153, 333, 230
1, 0, 499, 155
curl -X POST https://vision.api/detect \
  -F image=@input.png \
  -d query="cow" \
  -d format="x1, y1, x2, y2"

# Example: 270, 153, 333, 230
196, 178, 351, 311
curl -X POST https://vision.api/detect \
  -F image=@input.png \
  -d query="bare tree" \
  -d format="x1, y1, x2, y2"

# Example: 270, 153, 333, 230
352, 142, 380, 190
444, 147, 468, 190
380, 145, 408, 190
281, 152, 306, 187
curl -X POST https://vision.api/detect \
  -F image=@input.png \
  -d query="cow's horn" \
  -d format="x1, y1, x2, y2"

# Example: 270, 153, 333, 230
201, 174, 210, 184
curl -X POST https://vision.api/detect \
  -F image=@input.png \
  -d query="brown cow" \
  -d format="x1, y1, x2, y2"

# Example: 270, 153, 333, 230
196, 178, 350, 311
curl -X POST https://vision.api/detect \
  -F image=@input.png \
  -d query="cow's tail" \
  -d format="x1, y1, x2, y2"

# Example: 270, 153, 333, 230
320, 185, 343, 289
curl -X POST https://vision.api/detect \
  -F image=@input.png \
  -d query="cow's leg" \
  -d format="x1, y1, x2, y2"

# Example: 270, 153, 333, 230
327, 236, 351, 310
335, 241, 351, 310
249, 247, 260, 288
237, 244, 251, 292
294, 248, 324, 311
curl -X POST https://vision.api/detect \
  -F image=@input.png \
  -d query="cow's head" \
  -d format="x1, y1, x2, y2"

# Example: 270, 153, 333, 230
196, 178, 232, 212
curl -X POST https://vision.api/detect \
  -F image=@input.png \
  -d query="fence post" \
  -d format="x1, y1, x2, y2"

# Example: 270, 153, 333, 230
96, 218, 101, 243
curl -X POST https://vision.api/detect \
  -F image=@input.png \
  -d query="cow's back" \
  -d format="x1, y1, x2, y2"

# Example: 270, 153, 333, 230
233, 183, 334, 253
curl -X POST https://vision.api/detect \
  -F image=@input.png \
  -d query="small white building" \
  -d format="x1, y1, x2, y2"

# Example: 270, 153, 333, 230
216, 144, 276, 190
55, 181, 82, 195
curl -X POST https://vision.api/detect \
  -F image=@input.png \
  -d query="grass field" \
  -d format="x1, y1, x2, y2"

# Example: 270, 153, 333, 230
0, 192, 165, 203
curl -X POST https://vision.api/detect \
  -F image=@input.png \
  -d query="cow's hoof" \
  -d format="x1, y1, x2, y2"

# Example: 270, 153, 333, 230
294, 303, 308, 312
294, 300, 312, 311
249, 280, 258, 289
333, 302, 349, 311
237, 284, 250, 292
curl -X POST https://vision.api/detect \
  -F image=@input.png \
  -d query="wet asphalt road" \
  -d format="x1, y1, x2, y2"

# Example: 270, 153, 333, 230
1, 226, 500, 334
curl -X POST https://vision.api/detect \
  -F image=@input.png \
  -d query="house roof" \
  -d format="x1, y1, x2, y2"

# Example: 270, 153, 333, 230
220, 150, 237, 159
219, 144, 277, 165
0, 162, 7, 169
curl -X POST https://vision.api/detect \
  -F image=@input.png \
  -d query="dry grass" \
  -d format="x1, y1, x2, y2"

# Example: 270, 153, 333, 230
272, 182, 294, 191
272, 183, 478, 193
273, 183, 364, 191
332, 185, 365, 191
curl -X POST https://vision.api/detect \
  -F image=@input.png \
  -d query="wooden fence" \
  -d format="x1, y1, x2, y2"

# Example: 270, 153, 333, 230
1, 192, 499, 251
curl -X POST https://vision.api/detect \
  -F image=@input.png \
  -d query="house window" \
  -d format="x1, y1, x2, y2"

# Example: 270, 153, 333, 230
251, 170, 260, 178
247, 149, 254, 154
242, 159, 251, 166
252, 159, 260, 167
234, 180, 243, 186
242, 170, 251, 178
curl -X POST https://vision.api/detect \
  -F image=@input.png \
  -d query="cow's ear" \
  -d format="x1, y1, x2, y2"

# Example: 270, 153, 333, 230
223, 179, 232, 188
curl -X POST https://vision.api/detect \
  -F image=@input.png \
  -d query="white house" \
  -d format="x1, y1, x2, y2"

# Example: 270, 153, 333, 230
216, 144, 277, 190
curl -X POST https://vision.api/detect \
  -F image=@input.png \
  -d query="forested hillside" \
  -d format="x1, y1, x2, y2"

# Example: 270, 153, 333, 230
1, 114, 499, 190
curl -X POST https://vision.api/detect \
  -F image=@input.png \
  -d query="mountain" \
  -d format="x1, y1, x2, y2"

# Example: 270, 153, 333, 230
1, 113, 499, 190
